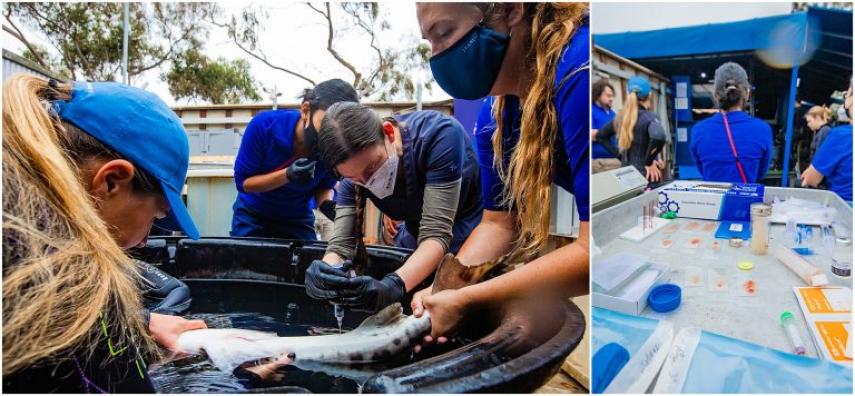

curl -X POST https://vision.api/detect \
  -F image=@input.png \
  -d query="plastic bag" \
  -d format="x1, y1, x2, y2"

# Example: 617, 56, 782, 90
592, 308, 674, 393
654, 327, 853, 394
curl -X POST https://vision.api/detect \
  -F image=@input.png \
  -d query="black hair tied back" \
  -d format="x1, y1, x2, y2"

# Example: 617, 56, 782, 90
722, 79, 743, 109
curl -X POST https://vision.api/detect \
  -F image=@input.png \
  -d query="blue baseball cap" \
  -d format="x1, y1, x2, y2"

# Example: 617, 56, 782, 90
52, 81, 200, 239
627, 76, 651, 99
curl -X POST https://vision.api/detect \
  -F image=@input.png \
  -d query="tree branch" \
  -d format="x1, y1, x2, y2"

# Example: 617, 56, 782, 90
210, 17, 316, 86
3, 15, 49, 69
306, 2, 361, 87
24, 4, 92, 77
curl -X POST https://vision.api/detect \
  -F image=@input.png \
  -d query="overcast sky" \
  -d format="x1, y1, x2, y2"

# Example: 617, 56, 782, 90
3, 1, 444, 105
592, 2, 793, 34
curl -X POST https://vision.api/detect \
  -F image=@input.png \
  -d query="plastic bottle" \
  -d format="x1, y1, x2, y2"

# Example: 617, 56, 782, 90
780, 311, 806, 356
831, 237, 852, 278
750, 203, 771, 255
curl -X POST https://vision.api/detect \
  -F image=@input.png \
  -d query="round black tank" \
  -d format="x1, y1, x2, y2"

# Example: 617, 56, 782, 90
133, 237, 584, 393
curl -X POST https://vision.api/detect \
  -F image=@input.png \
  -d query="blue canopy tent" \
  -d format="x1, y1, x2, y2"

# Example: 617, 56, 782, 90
594, 6, 852, 186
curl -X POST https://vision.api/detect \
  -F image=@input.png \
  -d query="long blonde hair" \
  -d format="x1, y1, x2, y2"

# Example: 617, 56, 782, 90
491, 3, 587, 253
615, 92, 640, 152
2, 75, 152, 374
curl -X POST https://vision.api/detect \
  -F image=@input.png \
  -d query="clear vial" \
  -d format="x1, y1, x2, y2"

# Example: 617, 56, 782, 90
831, 237, 852, 278
780, 311, 806, 355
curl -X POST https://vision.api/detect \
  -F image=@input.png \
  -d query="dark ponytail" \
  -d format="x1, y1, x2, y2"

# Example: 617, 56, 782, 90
352, 187, 368, 274
317, 102, 385, 170
719, 80, 744, 110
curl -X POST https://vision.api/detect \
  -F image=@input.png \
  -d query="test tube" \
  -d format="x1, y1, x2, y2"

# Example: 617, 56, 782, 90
780, 311, 806, 355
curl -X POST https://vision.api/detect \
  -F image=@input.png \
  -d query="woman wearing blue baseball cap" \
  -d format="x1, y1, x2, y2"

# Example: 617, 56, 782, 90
595, 75, 670, 184
231, 79, 358, 240
3, 75, 204, 392
412, 3, 590, 344
690, 62, 773, 184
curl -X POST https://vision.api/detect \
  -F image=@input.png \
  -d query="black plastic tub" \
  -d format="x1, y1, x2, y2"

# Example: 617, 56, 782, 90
133, 237, 584, 393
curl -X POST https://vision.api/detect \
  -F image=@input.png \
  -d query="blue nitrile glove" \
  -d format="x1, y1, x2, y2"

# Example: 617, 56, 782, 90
333, 272, 406, 312
286, 158, 316, 185
305, 259, 355, 301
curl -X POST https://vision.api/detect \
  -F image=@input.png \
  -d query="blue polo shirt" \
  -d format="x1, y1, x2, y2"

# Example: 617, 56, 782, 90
233, 110, 337, 221
592, 103, 617, 159
812, 124, 852, 201
690, 111, 772, 183
474, 18, 590, 221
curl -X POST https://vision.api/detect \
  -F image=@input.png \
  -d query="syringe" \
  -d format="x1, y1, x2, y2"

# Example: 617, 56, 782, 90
333, 303, 345, 333
330, 262, 355, 333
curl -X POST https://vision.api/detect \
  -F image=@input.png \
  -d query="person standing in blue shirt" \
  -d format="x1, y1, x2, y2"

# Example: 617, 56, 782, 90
232, 79, 358, 240
690, 62, 773, 184
412, 2, 590, 343
304, 103, 483, 311
802, 82, 852, 202
591, 78, 620, 173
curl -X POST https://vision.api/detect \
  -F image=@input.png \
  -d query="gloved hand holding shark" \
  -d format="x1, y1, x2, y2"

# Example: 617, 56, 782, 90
176, 254, 500, 372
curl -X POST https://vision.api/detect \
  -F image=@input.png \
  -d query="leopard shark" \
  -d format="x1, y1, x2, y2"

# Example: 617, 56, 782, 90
175, 254, 501, 372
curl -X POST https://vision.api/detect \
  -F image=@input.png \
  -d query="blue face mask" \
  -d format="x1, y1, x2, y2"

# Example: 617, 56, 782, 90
429, 22, 510, 100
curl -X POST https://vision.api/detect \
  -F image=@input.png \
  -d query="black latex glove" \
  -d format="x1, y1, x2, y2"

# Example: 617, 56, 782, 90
286, 158, 316, 185
305, 259, 355, 301
319, 200, 336, 221
334, 272, 406, 312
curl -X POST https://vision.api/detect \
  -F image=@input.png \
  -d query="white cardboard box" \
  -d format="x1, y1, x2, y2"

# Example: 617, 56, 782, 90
592, 261, 672, 315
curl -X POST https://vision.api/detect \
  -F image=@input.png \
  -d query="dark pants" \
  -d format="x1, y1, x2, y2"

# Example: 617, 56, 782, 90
230, 200, 316, 240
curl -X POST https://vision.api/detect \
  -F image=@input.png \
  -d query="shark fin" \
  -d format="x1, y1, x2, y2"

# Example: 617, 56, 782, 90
351, 303, 406, 334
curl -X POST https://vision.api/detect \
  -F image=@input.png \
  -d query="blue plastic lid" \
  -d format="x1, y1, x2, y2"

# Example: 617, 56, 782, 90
592, 343, 630, 394
648, 283, 682, 313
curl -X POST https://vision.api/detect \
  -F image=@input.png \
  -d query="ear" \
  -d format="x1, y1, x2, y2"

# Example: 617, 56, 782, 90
382, 121, 396, 143
300, 101, 311, 121
89, 159, 136, 201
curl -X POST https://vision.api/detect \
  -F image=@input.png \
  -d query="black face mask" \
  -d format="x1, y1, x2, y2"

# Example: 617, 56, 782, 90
304, 111, 318, 153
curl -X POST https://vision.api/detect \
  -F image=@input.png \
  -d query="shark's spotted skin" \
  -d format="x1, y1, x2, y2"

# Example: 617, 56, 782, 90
177, 253, 499, 372
177, 304, 431, 372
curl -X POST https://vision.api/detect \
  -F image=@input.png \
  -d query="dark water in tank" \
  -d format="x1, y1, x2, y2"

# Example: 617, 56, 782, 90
148, 280, 461, 393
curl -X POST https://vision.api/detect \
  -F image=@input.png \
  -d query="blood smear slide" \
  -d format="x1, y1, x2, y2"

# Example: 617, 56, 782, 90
660, 239, 674, 249
685, 266, 704, 287
663, 223, 679, 233
684, 222, 700, 231
708, 269, 728, 292
687, 237, 702, 249
702, 223, 717, 233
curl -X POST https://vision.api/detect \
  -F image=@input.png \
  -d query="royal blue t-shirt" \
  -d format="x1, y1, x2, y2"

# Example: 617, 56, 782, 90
592, 102, 617, 159
690, 111, 772, 183
233, 110, 337, 221
474, 18, 590, 221
336, 111, 482, 244
812, 124, 852, 201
